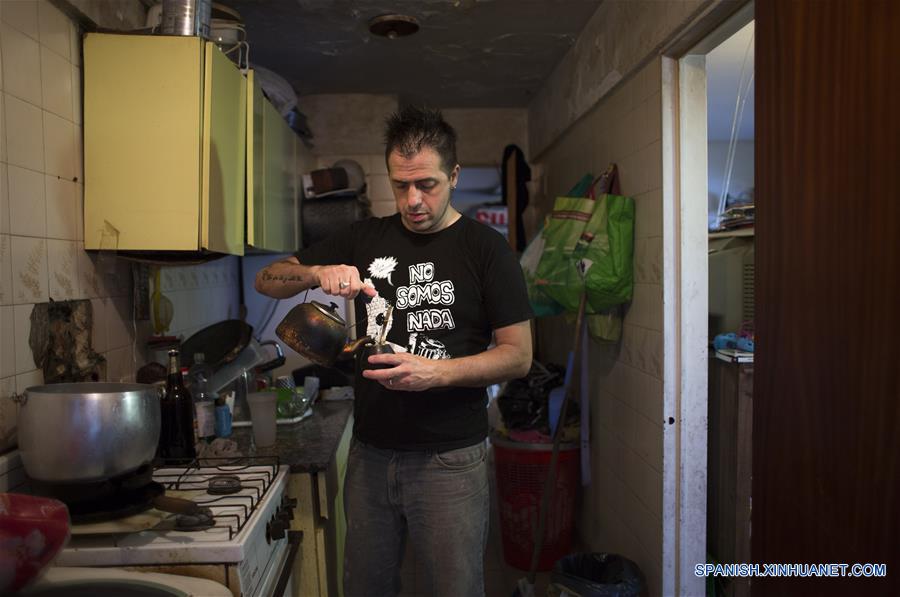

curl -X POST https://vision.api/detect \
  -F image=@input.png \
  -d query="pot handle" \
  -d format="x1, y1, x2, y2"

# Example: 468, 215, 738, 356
256, 340, 286, 373
11, 393, 26, 406
153, 495, 207, 516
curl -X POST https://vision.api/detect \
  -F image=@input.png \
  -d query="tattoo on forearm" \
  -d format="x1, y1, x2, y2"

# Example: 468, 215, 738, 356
261, 271, 303, 284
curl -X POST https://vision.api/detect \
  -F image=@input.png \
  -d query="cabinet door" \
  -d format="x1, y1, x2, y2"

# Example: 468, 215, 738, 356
202, 42, 246, 256
330, 414, 353, 597
262, 99, 297, 252
246, 71, 266, 248
84, 35, 202, 250
288, 473, 327, 597
245, 71, 297, 252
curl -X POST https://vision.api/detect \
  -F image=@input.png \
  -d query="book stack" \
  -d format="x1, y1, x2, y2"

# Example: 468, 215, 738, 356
715, 348, 754, 364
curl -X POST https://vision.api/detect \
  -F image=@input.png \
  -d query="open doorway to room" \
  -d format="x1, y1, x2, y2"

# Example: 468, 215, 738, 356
453, 167, 508, 238
703, 19, 756, 597
706, 21, 755, 342
661, 3, 754, 593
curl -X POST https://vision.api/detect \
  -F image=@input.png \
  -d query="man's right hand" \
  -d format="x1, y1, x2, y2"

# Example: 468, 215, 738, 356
313, 264, 377, 299
255, 256, 377, 300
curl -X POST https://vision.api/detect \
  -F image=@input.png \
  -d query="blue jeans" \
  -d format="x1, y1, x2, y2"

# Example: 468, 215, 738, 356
343, 438, 490, 597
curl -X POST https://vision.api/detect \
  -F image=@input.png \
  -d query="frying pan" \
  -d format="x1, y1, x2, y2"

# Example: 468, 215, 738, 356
180, 320, 253, 370
180, 321, 286, 393
32, 465, 214, 529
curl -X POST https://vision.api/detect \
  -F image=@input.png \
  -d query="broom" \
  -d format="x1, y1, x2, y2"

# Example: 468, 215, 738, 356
513, 292, 588, 597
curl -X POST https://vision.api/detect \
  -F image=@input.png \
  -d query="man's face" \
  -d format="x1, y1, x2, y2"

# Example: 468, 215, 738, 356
388, 147, 460, 234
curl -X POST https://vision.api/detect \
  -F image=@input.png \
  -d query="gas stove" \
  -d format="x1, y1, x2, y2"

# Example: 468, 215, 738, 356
3, 455, 299, 597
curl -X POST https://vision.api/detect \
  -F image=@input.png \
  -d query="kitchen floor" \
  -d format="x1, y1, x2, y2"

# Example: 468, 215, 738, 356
398, 447, 552, 597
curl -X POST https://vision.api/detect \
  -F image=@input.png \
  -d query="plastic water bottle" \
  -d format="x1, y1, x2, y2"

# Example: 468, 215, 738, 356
188, 354, 216, 442
214, 395, 232, 437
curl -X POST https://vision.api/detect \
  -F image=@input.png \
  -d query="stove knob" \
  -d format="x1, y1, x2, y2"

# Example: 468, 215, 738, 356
277, 508, 293, 524
267, 517, 287, 541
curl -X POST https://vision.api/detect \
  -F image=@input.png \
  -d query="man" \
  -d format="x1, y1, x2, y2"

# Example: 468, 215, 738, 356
255, 105, 533, 597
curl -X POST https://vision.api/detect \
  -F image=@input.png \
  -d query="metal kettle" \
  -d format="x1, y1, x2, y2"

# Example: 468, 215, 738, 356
275, 301, 373, 367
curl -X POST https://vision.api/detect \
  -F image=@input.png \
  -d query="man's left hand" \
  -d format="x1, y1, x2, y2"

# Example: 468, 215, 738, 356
362, 353, 443, 392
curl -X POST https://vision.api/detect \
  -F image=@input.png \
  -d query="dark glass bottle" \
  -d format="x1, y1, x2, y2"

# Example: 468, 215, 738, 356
158, 349, 196, 462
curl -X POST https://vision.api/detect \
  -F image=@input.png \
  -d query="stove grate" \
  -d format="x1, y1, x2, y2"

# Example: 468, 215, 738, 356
153, 456, 280, 540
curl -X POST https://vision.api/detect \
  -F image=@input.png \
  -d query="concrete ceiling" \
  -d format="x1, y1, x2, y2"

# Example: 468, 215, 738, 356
223, 0, 604, 108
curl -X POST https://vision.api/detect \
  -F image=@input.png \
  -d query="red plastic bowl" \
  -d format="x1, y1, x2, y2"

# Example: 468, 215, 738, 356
0, 493, 71, 593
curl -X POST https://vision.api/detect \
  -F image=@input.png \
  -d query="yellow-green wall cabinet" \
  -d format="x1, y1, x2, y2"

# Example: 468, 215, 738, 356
84, 34, 303, 255
246, 70, 303, 252
84, 34, 246, 254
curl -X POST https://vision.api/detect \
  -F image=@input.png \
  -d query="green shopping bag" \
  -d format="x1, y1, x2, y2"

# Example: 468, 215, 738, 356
534, 164, 635, 316
519, 221, 564, 317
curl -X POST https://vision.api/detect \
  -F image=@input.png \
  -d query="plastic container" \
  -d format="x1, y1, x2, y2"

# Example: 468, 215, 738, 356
303, 376, 320, 402
246, 392, 277, 447
491, 435, 580, 571
188, 357, 216, 441
214, 400, 232, 437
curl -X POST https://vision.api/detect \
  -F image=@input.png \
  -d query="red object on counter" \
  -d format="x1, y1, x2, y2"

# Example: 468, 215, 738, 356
0, 493, 70, 593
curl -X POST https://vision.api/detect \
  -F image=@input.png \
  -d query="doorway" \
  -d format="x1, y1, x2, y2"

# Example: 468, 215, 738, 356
660, 3, 754, 594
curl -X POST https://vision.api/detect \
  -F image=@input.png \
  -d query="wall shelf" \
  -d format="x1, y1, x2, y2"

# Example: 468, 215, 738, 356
709, 227, 755, 239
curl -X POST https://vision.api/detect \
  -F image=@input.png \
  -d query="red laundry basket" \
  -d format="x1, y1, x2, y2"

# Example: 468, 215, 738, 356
491, 435, 580, 571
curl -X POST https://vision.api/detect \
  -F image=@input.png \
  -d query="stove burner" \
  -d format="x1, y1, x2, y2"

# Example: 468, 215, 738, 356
175, 508, 215, 531
207, 475, 243, 495
29, 466, 163, 524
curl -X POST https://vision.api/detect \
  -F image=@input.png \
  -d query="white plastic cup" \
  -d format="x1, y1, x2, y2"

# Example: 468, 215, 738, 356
303, 376, 320, 402
276, 375, 295, 390
246, 392, 277, 447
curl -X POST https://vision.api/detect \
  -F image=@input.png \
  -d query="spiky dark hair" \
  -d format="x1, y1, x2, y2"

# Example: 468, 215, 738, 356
384, 105, 458, 175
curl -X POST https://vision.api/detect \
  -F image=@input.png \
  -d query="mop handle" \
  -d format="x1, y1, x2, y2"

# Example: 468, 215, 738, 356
527, 293, 587, 583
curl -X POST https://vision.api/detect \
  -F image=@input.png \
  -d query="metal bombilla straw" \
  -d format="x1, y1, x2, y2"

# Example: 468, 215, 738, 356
378, 304, 394, 346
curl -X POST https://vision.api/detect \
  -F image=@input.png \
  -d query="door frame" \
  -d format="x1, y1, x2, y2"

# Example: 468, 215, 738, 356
660, 3, 754, 594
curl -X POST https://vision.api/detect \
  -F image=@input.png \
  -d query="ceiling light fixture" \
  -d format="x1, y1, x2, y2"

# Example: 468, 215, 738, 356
368, 14, 419, 39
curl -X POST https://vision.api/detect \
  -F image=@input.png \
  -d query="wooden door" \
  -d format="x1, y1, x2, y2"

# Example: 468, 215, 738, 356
754, 1, 899, 594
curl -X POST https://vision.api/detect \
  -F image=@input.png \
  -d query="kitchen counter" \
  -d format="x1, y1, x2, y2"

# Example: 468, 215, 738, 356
229, 400, 353, 473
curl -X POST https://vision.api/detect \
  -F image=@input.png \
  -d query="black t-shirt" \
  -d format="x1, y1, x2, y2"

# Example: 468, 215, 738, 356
296, 214, 533, 451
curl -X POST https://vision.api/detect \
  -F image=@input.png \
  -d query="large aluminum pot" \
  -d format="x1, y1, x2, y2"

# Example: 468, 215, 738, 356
16, 382, 161, 483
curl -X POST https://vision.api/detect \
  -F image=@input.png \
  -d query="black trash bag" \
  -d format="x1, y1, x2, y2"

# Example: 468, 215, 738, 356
550, 553, 645, 597
496, 362, 565, 430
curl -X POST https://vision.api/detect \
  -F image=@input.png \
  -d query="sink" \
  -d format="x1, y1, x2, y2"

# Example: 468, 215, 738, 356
25, 581, 188, 596
22, 568, 231, 597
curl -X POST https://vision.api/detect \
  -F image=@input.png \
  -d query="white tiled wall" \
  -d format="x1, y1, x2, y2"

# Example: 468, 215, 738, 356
0, 0, 134, 448
0, 1, 241, 452
533, 59, 665, 595
528, 0, 706, 157
154, 257, 242, 341
0, 1, 121, 400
